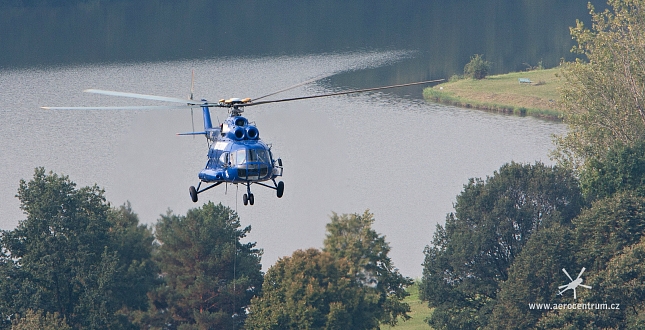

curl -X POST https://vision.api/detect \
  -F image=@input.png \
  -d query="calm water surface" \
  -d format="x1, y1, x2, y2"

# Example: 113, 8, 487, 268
0, 52, 565, 277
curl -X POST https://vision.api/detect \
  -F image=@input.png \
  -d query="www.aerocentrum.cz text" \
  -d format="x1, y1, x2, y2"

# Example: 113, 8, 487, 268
528, 303, 620, 310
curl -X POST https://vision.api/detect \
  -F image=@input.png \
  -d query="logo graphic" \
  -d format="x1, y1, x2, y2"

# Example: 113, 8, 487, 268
558, 267, 592, 300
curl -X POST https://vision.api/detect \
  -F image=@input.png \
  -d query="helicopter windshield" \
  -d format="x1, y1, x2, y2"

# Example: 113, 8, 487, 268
233, 148, 270, 165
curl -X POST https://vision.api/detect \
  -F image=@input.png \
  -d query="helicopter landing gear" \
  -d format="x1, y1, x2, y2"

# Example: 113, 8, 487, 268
188, 181, 222, 203
242, 193, 255, 206
189, 186, 198, 203
276, 181, 284, 198
243, 183, 255, 206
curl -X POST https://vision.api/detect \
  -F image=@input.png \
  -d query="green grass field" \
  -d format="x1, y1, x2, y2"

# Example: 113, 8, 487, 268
424, 68, 563, 119
382, 283, 434, 330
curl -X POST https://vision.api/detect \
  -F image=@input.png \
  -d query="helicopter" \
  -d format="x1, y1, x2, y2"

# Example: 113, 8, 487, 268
42, 77, 443, 205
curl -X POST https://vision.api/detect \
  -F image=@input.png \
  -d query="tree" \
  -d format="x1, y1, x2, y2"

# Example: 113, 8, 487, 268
420, 162, 583, 330
555, 0, 645, 167
105, 203, 159, 328
0, 168, 156, 329
534, 192, 645, 329
323, 211, 412, 326
246, 248, 378, 330
573, 192, 645, 271
464, 54, 491, 79
536, 237, 645, 330
247, 211, 412, 329
0, 168, 116, 328
487, 224, 577, 330
579, 140, 645, 201
139, 202, 263, 329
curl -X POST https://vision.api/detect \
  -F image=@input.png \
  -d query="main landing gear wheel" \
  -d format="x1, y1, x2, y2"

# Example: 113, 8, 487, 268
276, 181, 284, 198
242, 193, 254, 206
189, 186, 198, 203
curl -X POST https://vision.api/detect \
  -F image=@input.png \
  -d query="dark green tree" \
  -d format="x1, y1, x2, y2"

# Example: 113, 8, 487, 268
323, 210, 412, 326
573, 192, 645, 271
579, 141, 645, 202
535, 238, 645, 330
138, 202, 263, 329
105, 203, 159, 328
487, 224, 577, 330
0, 168, 155, 329
534, 192, 645, 329
420, 162, 583, 330
464, 54, 491, 79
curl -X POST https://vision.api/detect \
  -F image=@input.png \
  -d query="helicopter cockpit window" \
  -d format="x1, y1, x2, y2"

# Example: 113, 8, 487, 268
219, 152, 229, 166
233, 149, 270, 166
257, 149, 269, 163
246, 149, 270, 163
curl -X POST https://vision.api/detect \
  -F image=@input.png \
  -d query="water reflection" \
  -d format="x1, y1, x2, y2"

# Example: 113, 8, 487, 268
2, 0, 605, 80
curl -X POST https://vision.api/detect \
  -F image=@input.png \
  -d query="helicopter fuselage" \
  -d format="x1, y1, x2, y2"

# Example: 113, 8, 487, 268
186, 107, 284, 205
200, 138, 281, 184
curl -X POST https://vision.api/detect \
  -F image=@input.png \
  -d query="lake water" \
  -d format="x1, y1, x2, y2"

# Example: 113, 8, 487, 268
0, 52, 565, 277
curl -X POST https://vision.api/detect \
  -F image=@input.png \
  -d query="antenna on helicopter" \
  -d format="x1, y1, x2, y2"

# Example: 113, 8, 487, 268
189, 70, 196, 137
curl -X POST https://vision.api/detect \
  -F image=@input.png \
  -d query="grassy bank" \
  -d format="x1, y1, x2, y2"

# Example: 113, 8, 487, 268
424, 68, 562, 120
383, 283, 434, 329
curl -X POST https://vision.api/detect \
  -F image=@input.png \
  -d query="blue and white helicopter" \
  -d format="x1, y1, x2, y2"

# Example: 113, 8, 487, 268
43, 78, 442, 205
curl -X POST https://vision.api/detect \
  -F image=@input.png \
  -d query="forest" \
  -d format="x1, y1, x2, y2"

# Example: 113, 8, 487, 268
2, 0, 645, 329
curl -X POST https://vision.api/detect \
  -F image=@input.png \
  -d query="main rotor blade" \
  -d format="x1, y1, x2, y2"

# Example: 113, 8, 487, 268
252, 73, 333, 102
562, 268, 574, 282
577, 267, 586, 279
42, 105, 197, 110
246, 79, 445, 106
84, 89, 200, 104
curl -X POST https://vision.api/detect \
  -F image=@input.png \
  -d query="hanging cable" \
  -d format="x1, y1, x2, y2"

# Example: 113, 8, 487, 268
232, 184, 238, 330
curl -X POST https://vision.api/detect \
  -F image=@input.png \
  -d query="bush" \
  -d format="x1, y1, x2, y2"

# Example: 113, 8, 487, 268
464, 54, 491, 79
449, 74, 461, 82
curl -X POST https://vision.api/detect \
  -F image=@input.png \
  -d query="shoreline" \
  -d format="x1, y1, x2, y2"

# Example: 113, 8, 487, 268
423, 68, 563, 120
